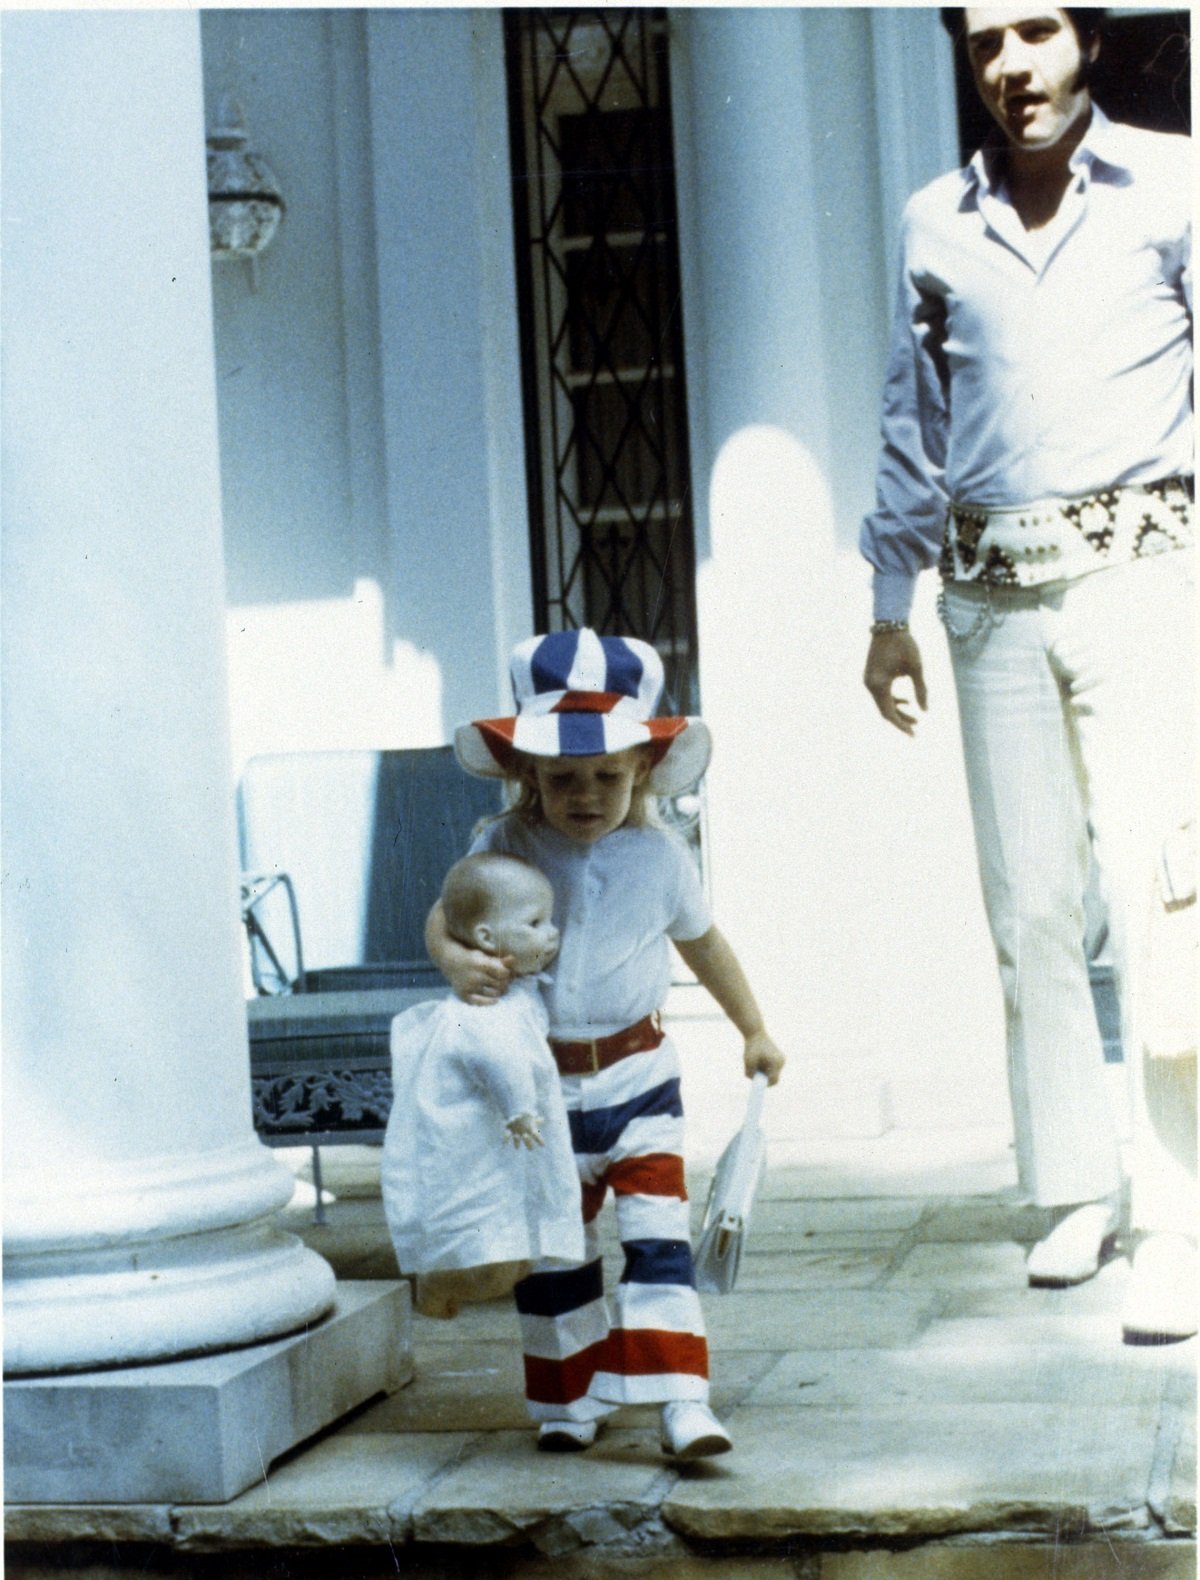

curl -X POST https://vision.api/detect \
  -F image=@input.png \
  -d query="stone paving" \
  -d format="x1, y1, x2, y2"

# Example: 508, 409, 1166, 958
7, 1129, 1196, 1578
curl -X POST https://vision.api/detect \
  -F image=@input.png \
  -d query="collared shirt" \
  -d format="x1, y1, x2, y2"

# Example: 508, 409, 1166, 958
861, 107, 1193, 621
470, 817, 712, 1039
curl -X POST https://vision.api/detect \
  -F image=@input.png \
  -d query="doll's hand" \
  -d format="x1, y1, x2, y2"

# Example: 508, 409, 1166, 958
743, 1029, 785, 1086
506, 1113, 545, 1150
447, 948, 514, 1006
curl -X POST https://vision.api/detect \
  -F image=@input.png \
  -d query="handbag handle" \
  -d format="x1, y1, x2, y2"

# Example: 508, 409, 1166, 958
743, 1070, 768, 1131
720, 1072, 768, 1208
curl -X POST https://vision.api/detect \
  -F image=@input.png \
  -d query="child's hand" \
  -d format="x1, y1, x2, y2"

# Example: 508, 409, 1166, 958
743, 1029, 784, 1086
447, 948, 514, 1006
506, 1113, 544, 1150
427, 898, 513, 1004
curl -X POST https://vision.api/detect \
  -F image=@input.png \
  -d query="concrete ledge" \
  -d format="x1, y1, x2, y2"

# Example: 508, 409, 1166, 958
3, 1537, 1196, 1578
4, 1281, 411, 1504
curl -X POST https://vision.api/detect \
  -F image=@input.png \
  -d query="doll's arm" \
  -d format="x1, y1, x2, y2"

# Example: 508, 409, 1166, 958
459, 1021, 546, 1142
426, 899, 513, 1005
673, 926, 785, 1085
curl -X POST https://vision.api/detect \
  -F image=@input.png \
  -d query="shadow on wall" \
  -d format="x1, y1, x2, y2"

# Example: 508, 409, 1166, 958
202, 8, 519, 761
202, 9, 389, 612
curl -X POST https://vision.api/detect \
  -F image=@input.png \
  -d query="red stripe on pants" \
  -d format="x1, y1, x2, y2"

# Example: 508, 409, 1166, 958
524, 1339, 608, 1406
525, 1328, 708, 1406
607, 1152, 687, 1199
603, 1326, 708, 1379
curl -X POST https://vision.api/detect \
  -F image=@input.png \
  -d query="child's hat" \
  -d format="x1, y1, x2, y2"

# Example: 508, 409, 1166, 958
454, 628, 711, 797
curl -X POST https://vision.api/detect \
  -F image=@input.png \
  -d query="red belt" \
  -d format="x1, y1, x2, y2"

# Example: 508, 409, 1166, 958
550, 1012, 664, 1076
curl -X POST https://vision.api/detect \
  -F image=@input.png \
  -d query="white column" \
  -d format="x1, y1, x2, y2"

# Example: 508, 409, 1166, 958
366, 8, 531, 726
1, 10, 334, 1373
670, 9, 1008, 1134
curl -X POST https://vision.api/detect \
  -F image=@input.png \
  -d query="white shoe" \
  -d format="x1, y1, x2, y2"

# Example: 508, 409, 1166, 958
1026, 1200, 1119, 1287
660, 1401, 732, 1460
536, 1418, 601, 1452
1122, 1233, 1198, 1346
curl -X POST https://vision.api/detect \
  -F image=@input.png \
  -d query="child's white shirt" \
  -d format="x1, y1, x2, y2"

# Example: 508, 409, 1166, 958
381, 976, 584, 1274
469, 821, 712, 1039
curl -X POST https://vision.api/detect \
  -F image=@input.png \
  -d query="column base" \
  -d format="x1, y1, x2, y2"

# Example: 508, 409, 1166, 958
3, 1221, 336, 1374
4, 1280, 412, 1503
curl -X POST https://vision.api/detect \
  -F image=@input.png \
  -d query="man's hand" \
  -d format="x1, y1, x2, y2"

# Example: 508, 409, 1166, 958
864, 629, 927, 736
506, 1112, 545, 1149
743, 1029, 785, 1086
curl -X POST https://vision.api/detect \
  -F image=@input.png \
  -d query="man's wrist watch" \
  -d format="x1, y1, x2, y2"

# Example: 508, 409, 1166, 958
870, 619, 909, 635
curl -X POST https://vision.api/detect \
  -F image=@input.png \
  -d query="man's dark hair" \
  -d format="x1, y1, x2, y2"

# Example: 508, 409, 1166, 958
939, 8, 1106, 53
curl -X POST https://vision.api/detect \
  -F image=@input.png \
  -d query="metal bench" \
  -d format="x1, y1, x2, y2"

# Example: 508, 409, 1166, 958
238, 747, 500, 1216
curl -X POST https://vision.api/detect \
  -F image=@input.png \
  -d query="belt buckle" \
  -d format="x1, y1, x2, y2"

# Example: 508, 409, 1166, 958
584, 1039, 602, 1075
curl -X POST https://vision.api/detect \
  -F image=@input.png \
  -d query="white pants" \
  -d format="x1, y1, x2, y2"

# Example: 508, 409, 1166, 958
943, 550, 1195, 1234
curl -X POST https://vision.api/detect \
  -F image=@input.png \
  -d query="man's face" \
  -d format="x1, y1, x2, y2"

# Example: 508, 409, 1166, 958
964, 8, 1096, 152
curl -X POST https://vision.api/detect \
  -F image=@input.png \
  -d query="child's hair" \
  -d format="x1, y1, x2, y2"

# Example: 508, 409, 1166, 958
441, 851, 542, 944
484, 747, 662, 832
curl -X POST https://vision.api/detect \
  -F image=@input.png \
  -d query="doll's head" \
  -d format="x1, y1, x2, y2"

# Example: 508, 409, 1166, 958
441, 853, 559, 975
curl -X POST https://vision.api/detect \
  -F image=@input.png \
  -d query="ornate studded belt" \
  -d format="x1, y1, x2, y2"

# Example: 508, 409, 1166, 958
939, 475, 1193, 589
549, 1011, 664, 1076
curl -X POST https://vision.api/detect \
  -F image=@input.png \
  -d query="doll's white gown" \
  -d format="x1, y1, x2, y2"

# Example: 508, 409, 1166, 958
381, 976, 584, 1277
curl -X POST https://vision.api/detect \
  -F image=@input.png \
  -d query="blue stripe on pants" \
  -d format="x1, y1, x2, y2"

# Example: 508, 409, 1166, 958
514, 1256, 604, 1318
568, 1077, 683, 1158
621, 1238, 696, 1287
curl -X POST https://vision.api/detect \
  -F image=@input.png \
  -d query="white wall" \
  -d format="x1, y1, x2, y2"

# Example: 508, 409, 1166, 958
203, 6, 1012, 1135
202, 8, 530, 778
671, 7, 1011, 1133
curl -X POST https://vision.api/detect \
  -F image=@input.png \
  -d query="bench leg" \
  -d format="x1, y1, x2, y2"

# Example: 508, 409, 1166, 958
312, 1143, 327, 1227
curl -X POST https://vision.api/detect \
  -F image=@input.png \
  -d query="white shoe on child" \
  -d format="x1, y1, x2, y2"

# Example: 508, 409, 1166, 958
660, 1401, 732, 1460
537, 1418, 601, 1452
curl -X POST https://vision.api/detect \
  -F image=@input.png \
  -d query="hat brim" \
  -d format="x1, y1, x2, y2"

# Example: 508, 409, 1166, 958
455, 714, 711, 797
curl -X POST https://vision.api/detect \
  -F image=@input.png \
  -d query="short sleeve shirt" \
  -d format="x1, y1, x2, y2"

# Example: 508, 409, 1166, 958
469, 818, 712, 1039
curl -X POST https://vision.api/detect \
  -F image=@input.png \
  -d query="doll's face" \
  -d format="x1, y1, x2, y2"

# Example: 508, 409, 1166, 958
475, 866, 559, 975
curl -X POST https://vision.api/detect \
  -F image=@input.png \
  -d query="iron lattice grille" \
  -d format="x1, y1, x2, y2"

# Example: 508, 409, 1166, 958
506, 8, 699, 718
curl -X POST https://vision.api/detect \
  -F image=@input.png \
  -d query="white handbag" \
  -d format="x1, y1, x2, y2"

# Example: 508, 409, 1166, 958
693, 1073, 768, 1295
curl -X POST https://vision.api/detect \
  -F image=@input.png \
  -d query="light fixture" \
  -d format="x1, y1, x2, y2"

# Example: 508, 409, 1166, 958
206, 95, 285, 267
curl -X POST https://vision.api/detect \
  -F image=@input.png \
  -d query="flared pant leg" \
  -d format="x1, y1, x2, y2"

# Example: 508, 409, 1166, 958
513, 1039, 709, 1421
944, 551, 1195, 1226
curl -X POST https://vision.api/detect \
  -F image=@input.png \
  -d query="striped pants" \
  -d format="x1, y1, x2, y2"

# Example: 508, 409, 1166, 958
513, 1035, 709, 1422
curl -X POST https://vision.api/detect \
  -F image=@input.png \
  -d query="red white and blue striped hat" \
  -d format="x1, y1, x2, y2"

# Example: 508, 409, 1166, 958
455, 628, 711, 796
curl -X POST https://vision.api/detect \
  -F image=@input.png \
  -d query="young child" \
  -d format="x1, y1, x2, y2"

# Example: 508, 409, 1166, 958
427, 627, 785, 1459
382, 852, 584, 1319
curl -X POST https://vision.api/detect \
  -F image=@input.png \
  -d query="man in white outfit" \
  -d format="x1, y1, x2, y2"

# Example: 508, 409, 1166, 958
862, 6, 1194, 1341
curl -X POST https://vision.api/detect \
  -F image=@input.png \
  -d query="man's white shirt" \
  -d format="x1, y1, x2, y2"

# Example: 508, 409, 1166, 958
862, 107, 1192, 622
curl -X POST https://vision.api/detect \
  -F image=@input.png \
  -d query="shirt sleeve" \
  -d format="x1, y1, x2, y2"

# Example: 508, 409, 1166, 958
1179, 185, 1192, 320
859, 207, 952, 622
455, 1013, 542, 1123
662, 832, 713, 942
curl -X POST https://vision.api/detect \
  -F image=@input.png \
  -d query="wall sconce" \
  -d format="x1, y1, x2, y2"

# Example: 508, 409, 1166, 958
207, 95, 285, 274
